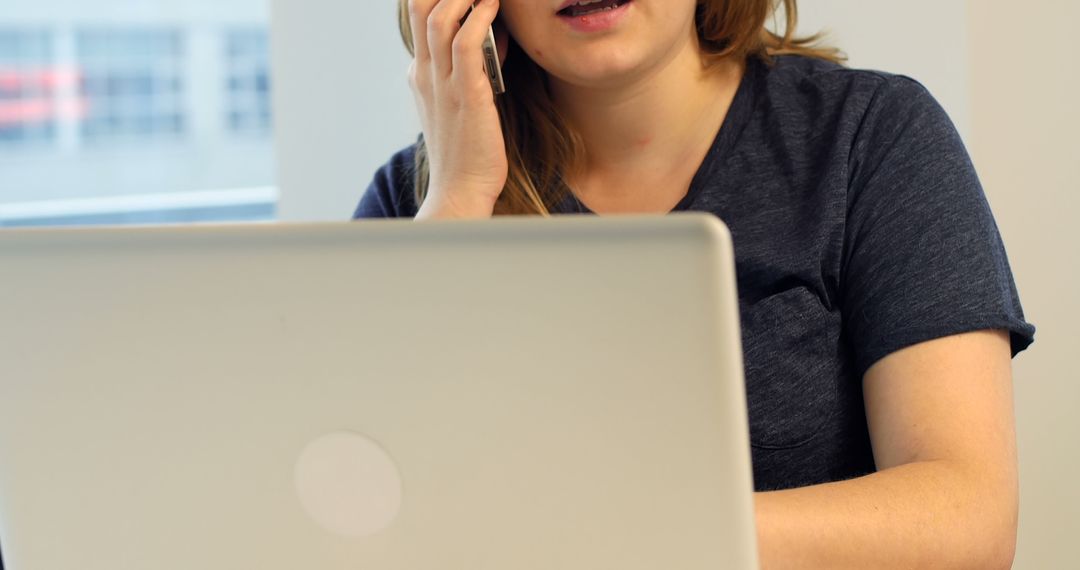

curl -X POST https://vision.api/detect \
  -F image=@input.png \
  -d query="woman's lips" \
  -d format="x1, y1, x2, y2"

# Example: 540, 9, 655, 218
556, 0, 633, 34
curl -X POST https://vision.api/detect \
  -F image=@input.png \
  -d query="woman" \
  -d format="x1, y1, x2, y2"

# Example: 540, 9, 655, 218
356, 0, 1035, 567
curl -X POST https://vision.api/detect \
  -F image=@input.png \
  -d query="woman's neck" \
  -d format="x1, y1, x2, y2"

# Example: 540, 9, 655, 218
550, 32, 744, 212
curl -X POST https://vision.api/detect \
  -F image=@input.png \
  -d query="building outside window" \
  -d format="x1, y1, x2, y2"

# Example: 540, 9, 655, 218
0, 29, 58, 148
225, 28, 272, 135
0, 0, 276, 228
77, 28, 186, 144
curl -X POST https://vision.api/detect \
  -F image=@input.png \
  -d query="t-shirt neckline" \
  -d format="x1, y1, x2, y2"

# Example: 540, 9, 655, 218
557, 56, 761, 215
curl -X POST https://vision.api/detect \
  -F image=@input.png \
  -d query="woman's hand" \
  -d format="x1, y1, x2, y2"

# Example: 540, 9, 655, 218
407, 0, 509, 219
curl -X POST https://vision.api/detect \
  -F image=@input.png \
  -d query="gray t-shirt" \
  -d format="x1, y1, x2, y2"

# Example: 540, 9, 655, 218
354, 55, 1035, 491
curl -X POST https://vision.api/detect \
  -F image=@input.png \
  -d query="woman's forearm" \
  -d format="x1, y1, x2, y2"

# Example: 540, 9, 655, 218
754, 459, 1018, 569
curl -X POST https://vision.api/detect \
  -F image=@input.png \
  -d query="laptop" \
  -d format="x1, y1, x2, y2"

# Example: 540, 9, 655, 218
0, 214, 758, 569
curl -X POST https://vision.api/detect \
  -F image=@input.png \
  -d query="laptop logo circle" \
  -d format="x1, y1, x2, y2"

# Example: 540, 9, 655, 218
294, 431, 403, 537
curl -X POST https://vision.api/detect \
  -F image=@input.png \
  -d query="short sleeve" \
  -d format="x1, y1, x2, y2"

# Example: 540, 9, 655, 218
842, 76, 1035, 377
353, 145, 421, 219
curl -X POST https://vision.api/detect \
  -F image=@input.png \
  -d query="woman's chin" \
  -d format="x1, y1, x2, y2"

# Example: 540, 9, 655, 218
543, 53, 649, 91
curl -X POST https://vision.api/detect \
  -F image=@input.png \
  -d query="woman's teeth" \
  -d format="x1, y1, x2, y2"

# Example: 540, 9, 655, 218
559, 0, 628, 18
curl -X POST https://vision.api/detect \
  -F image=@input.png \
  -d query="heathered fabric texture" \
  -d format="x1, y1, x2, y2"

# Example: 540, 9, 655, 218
354, 55, 1035, 491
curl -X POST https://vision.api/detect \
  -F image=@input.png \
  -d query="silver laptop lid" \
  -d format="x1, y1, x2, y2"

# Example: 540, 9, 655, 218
0, 214, 757, 569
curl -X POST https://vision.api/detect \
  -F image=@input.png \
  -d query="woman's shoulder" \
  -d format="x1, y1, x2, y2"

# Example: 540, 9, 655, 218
749, 55, 956, 169
766, 54, 892, 90
763, 54, 941, 117
354, 143, 421, 219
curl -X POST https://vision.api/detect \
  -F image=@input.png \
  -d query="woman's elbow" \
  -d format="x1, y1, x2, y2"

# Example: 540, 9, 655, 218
941, 460, 1018, 569
986, 506, 1018, 570
969, 476, 1018, 570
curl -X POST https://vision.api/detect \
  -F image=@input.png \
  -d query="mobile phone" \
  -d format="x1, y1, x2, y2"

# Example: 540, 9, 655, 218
462, 2, 505, 95
482, 25, 506, 95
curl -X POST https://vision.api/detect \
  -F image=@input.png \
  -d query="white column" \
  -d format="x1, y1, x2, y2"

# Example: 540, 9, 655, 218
52, 21, 80, 154
270, 0, 419, 221
186, 24, 224, 148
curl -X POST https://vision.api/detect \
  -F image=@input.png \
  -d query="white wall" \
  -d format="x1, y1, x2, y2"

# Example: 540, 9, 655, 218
270, 0, 418, 221
968, 2, 1080, 568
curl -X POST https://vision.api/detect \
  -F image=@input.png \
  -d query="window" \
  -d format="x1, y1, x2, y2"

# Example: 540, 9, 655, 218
77, 28, 186, 144
224, 28, 272, 135
0, 29, 57, 148
0, 0, 275, 228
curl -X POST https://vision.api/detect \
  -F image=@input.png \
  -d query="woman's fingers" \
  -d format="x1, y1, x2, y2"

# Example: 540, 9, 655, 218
452, 0, 501, 91
407, 0, 435, 63
407, 0, 509, 219
427, 0, 480, 79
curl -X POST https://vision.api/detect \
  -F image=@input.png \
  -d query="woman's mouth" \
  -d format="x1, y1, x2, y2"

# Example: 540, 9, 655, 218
557, 0, 632, 18
556, 0, 633, 33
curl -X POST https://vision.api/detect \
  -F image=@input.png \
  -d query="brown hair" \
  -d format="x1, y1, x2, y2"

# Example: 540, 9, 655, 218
398, 0, 844, 215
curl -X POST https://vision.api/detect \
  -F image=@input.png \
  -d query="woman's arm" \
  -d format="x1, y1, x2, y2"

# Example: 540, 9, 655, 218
755, 329, 1019, 569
